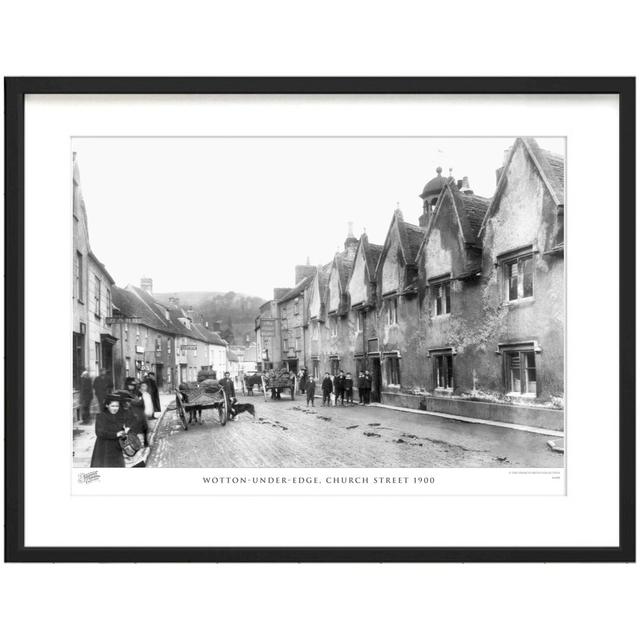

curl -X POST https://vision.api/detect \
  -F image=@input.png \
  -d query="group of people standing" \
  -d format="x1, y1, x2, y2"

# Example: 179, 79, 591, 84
89, 373, 162, 468
301, 369, 373, 407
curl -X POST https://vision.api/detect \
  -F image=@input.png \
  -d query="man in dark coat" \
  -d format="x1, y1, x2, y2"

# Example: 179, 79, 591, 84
363, 370, 373, 405
144, 372, 161, 412
218, 371, 236, 417
357, 371, 366, 405
334, 370, 346, 406
321, 373, 333, 406
93, 368, 113, 410
306, 376, 316, 407
79, 370, 93, 424
344, 373, 354, 405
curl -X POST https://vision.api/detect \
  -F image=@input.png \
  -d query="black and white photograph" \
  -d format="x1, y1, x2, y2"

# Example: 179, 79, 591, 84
72, 135, 566, 474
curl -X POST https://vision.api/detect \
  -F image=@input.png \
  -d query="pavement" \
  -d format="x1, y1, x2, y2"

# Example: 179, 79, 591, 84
72, 393, 174, 468
146, 393, 564, 468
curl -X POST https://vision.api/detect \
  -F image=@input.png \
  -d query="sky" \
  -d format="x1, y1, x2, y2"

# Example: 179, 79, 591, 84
73, 136, 564, 300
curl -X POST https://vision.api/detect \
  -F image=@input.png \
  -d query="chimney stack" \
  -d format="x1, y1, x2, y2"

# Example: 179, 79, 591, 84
140, 277, 153, 294
168, 296, 180, 308
344, 221, 358, 261
213, 320, 222, 332
295, 263, 317, 285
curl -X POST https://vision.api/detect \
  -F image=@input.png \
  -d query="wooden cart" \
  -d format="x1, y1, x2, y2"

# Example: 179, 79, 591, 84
262, 371, 296, 401
175, 382, 228, 430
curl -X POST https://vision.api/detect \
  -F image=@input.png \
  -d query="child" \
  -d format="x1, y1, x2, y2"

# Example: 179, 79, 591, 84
306, 376, 316, 407
139, 381, 155, 420
321, 373, 333, 406
344, 373, 354, 405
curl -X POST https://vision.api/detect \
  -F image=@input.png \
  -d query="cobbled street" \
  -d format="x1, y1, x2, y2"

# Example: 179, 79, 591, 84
147, 394, 563, 468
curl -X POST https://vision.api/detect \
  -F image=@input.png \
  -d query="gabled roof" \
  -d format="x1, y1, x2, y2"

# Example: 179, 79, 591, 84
347, 234, 384, 289
375, 209, 427, 276
112, 285, 227, 346
278, 274, 315, 304
87, 250, 116, 285
416, 184, 490, 259
480, 137, 565, 234
112, 286, 173, 334
316, 261, 332, 303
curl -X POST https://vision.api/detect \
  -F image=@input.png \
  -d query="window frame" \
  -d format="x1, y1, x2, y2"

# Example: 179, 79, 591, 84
498, 248, 535, 303
385, 355, 401, 386
93, 275, 101, 318
75, 251, 84, 302
500, 345, 538, 397
386, 297, 398, 326
429, 276, 451, 317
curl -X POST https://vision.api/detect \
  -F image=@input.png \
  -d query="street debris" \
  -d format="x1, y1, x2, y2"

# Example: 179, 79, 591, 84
363, 432, 381, 437
346, 425, 359, 429
495, 456, 509, 463
316, 416, 332, 422
367, 423, 381, 426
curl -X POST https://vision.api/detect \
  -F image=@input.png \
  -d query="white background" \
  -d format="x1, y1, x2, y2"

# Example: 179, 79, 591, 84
1, 2, 638, 639
27, 94, 596, 547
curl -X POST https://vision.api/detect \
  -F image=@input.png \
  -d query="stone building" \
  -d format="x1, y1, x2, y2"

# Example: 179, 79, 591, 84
72, 153, 117, 421
265, 137, 565, 427
111, 282, 228, 389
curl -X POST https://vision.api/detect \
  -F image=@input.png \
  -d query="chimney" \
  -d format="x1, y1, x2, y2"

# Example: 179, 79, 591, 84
273, 287, 290, 300
459, 176, 473, 195
344, 221, 358, 261
168, 296, 180, 308
140, 277, 153, 294
186, 306, 194, 319
295, 263, 317, 285
205, 321, 209, 329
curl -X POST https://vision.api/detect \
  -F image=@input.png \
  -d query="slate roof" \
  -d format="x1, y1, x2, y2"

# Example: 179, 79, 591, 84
317, 262, 332, 301
278, 274, 315, 304
359, 235, 383, 280
403, 222, 427, 263
450, 189, 490, 246
524, 137, 565, 205
112, 285, 226, 346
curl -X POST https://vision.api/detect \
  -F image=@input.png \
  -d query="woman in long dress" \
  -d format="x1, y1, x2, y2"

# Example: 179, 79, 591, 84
90, 394, 127, 468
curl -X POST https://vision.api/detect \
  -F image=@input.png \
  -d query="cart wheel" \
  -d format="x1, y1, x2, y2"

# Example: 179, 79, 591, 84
176, 393, 188, 430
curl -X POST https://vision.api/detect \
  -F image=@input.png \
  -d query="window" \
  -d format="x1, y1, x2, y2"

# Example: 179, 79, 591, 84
75, 251, 84, 301
434, 353, 454, 390
283, 338, 289, 351
504, 255, 534, 301
387, 298, 398, 325
355, 310, 364, 332
385, 356, 401, 386
504, 349, 537, 395
312, 361, 319, 379
93, 276, 101, 317
72, 332, 85, 389
330, 359, 340, 376
294, 298, 299, 315
311, 321, 319, 340
106, 287, 111, 317
330, 316, 338, 336
432, 281, 451, 316
95, 341, 101, 370
125, 357, 131, 378
124, 324, 129, 342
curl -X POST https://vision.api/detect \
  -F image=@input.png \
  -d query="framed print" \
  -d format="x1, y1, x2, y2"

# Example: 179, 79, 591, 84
4, 77, 635, 562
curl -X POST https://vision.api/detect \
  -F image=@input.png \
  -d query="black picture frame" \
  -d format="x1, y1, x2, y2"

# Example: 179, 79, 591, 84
4, 77, 635, 563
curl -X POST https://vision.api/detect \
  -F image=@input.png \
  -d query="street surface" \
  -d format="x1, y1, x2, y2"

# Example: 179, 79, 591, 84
147, 394, 563, 468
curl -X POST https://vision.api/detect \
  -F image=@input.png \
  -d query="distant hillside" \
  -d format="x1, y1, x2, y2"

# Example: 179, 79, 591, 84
155, 291, 266, 345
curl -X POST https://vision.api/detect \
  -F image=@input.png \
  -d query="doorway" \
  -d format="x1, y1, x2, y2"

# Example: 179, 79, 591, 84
370, 357, 382, 403
155, 363, 164, 389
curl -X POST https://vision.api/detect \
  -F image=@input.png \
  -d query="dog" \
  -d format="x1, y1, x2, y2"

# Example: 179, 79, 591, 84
229, 399, 255, 420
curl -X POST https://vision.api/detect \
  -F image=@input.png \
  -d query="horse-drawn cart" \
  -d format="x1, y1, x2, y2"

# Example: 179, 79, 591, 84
262, 369, 296, 401
175, 381, 228, 430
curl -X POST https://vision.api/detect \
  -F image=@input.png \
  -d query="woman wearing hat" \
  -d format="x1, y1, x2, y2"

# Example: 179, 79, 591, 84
90, 393, 128, 468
